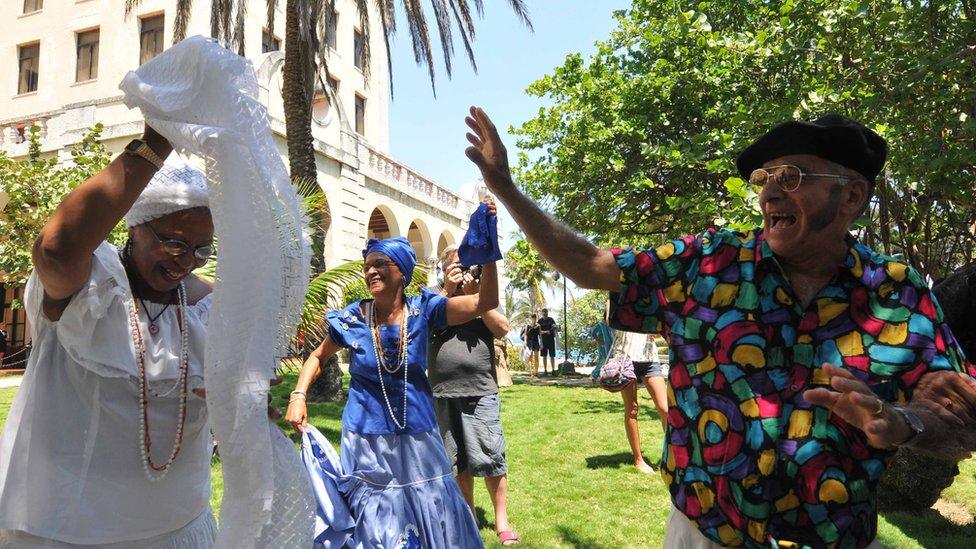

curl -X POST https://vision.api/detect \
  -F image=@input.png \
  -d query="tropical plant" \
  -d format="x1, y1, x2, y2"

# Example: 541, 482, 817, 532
0, 124, 114, 288
504, 236, 558, 313
515, 0, 976, 278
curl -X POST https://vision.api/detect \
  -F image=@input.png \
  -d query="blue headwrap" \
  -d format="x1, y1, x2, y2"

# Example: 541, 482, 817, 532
363, 236, 417, 287
458, 202, 503, 266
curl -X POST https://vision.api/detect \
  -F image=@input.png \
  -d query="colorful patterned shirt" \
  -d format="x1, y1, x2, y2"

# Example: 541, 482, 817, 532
610, 228, 975, 548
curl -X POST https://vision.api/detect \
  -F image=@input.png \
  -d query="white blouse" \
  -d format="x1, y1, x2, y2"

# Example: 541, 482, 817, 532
0, 242, 213, 545
614, 330, 659, 363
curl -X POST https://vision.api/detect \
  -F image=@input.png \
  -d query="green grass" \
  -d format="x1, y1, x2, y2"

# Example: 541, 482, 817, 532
4, 377, 976, 547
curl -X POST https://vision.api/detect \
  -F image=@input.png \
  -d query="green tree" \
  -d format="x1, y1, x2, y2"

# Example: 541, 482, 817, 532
504, 235, 558, 312
0, 124, 114, 287
515, 0, 976, 277
564, 289, 609, 367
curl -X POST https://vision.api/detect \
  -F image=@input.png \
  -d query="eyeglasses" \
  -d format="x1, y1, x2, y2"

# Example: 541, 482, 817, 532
749, 165, 853, 193
363, 259, 398, 273
144, 223, 213, 264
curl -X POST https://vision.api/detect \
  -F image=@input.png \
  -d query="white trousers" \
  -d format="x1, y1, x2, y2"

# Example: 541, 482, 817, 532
664, 506, 882, 549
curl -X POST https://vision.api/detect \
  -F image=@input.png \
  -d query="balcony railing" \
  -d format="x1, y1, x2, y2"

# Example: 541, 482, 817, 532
361, 143, 474, 220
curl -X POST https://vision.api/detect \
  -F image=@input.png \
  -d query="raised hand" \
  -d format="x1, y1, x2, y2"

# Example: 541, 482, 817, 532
803, 364, 912, 449
465, 107, 515, 195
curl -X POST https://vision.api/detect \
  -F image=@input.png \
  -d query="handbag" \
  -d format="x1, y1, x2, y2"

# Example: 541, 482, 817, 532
598, 355, 636, 392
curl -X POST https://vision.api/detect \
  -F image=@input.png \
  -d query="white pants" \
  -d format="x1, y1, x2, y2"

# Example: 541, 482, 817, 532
0, 509, 216, 549
664, 506, 882, 549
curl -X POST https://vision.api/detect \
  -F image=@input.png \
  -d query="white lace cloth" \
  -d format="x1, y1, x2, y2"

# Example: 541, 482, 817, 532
120, 36, 314, 547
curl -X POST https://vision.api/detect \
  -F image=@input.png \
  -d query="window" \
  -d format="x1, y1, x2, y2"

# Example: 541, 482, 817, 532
355, 95, 365, 134
140, 15, 165, 65
353, 29, 364, 70
261, 29, 280, 53
23, 0, 42, 14
18, 43, 39, 94
311, 75, 339, 124
325, 10, 338, 50
75, 29, 99, 82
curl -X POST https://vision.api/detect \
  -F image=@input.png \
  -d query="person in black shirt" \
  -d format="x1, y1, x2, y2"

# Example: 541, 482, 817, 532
537, 308, 558, 375
519, 314, 540, 377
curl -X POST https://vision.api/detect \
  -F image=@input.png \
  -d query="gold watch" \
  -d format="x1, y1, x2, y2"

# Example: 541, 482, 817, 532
123, 139, 165, 169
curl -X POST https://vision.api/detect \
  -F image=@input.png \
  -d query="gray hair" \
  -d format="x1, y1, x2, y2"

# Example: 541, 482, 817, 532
439, 245, 459, 269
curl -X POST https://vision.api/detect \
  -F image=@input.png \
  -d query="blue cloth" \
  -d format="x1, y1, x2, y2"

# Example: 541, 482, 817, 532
588, 322, 615, 379
458, 203, 502, 266
302, 426, 355, 548
300, 426, 483, 549
363, 236, 417, 287
326, 290, 448, 434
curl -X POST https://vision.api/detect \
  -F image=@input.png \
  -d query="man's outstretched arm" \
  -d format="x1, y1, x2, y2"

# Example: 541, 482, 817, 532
464, 106, 621, 292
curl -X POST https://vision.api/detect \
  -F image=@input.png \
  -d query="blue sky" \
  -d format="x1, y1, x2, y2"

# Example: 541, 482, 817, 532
385, 0, 630, 227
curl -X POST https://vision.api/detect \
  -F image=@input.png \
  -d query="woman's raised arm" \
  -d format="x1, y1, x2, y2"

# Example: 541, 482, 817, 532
33, 126, 171, 303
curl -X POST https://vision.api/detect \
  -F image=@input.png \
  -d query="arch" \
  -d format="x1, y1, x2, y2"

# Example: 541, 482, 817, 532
406, 218, 432, 261
436, 230, 457, 261
367, 205, 399, 240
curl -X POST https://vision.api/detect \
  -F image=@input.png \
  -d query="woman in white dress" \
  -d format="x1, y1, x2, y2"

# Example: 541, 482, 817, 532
613, 331, 669, 474
0, 126, 219, 547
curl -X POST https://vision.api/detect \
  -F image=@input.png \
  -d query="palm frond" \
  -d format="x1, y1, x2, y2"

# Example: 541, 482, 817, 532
402, 0, 436, 94
355, 0, 372, 84
502, 0, 533, 32
430, 0, 455, 78
448, 1, 477, 73
298, 260, 365, 341
266, 0, 279, 39
174, 0, 194, 41
233, 0, 248, 55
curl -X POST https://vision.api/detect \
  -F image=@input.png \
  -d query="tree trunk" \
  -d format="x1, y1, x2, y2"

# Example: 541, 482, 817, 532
283, 0, 342, 401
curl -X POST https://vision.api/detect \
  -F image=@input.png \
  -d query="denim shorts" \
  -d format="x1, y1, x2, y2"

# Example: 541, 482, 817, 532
633, 361, 665, 379
434, 394, 508, 477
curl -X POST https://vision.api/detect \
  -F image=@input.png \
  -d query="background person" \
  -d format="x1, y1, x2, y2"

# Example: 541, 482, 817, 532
0, 323, 6, 368
519, 314, 541, 377
285, 231, 500, 548
612, 331, 669, 474
463, 105, 976, 548
430, 245, 519, 546
0, 127, 220, 547
537, 308, 558, 375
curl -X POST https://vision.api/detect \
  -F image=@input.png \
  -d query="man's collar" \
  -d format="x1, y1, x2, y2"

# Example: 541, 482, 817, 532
755, 229, 862, 278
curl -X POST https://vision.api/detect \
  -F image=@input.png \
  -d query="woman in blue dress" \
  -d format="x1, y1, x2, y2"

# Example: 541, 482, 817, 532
285, 233, 497, 548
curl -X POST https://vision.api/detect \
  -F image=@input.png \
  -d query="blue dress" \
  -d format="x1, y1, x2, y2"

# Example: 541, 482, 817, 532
308, 290, 483, 548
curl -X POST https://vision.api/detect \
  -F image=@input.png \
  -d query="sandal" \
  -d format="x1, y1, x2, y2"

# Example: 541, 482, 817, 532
497, 531, 520, 546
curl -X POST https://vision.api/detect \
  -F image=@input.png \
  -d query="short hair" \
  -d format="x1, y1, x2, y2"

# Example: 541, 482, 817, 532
439, 245, 459, 269
541, 308, 548, 313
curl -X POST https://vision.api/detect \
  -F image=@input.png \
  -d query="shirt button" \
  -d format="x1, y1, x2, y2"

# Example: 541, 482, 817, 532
790, 384, 799, 391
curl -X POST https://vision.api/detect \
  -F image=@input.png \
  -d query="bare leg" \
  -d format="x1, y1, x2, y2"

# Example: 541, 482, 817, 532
643, 375, 669, 432
530, 351, 539, 376
456, 471, 475, 510
485, 475, 513, 536
621, 382, 653, 473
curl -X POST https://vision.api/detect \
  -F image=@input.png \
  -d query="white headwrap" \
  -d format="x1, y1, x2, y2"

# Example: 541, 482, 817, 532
124, 163, 210, 227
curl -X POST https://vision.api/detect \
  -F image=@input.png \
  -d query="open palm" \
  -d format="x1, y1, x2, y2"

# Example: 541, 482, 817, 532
465, 107, 514, 193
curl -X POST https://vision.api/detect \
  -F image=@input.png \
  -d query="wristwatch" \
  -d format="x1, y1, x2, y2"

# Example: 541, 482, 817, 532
892, 405, 924, 446
124, 139, 165, 169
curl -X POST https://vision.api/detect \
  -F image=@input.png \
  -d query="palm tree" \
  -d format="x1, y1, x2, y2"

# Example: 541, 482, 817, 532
128, 0, 533, 184
504, 236, 558, 314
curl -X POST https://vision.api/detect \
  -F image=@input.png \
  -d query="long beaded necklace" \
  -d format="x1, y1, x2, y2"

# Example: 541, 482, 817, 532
125, 281, 190, 482
368, 301, 409, 430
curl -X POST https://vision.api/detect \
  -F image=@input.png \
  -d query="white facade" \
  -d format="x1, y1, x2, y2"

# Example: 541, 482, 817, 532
1, 0, 481, 284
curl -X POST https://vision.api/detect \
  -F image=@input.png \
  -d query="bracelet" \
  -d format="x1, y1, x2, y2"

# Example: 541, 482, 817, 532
291, 390, 306, 396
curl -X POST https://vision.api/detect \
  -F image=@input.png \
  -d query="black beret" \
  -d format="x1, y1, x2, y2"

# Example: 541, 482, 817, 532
736, 114, 888, 184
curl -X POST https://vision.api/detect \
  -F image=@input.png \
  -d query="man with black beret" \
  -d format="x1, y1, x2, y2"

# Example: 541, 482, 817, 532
462, 106, 976, 548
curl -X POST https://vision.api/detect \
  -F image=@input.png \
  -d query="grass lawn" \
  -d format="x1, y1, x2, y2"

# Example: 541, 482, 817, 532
4, 376, 976, 547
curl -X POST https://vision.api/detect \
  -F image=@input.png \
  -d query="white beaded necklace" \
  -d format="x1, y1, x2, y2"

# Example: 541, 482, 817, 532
368, 301, 409, 430
125, 281, 189, 482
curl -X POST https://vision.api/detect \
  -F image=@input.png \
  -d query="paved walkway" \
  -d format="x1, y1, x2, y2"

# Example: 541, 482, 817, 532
0, 376, 23, 389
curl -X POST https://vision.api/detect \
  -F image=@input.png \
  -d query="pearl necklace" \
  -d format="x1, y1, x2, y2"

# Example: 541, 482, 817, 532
369, 301, 409, 430
126, 282, 189, 482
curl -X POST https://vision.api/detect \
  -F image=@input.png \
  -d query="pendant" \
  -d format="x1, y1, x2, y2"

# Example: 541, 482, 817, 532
148, 323, 160, 335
